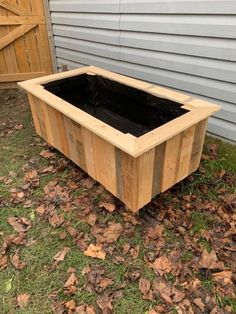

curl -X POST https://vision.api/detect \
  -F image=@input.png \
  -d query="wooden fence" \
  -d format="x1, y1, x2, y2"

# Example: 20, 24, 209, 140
0, 0, 53, 87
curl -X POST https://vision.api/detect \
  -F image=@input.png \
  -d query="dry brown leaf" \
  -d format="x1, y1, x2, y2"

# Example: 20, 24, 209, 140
212, 270, 233, 285
39, 149, 55, 158
48, 213, 64, 228
76, 304, 96, 314
64, 272, 78, 295
65, 299, 76, 310
193, 298, 205, 312
198, 249, 224, 270
84, 244, 106, 260
99, 278, 113, 289
80, 177, 96, 189
139, 277, 151, 296
0, 255, 8, 270
10, 252, 26, 269
17, 293, 30, 308
53, 247, 70, 262
146, 224, 164, 240
8, 217, 32, 233
35, 205, 46, 216
41, 165, 54, 173
98, 201, 116, 213
85, 213, 97, 226
153, 256, 172, 276
153, 280, 185, 304
92, 223, 123, 244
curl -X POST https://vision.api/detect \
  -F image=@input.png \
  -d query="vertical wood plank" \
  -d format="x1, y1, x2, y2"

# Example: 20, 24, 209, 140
152, 141, 166, 197
19, 0, 41, 72
176, 125, 196, 181
82, 128, 96, 179
27, 94, 42, 136
137, 149, 155, 209
46, 105, 69, 155
115, 148, 138, 210
63, 115, 87, 171
31, 0, 53, 73
189, 119, 208, 173
92, 134, 117, 195
161, 133, 181, 191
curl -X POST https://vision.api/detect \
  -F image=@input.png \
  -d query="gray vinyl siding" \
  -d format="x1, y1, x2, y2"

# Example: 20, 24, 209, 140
49, 0, 236, 142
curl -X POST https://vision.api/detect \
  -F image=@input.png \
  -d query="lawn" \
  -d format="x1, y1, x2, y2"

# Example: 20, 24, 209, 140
0, 88, 235, 314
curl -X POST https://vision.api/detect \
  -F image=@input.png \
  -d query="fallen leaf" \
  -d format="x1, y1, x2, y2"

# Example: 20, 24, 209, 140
39, 149, 55, 158
76, 304, 96, 314
48, 213, 64, 228
212, 270, 233, 285
198, 249, 224, 270
10, 251, 26, 269
35, 205, 46, 216
139, 277, 151, 296
92, 223, 123, 244
84, 244, 106, 260
8, 217, 32, 233
193, 298, 205, 312
99, 278, 113, 289
0, 255, 8, 269
153, 256, 172, 276
65, 299, 76, 310
80, 177, 96, 189
153, 279, 185, 304
98, 201, 116, 213
17, 293, 30, 308
4, 276, 13, 292
146, 224, 164, 240
53, 247, 70, 262
64, 272, 78, 295
41, 165, 54, 173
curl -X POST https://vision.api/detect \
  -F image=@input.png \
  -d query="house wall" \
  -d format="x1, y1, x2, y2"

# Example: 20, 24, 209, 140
48, 0, 236, 142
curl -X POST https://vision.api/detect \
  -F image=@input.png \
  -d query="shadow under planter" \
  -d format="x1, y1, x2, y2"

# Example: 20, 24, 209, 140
18, 66, 220, 212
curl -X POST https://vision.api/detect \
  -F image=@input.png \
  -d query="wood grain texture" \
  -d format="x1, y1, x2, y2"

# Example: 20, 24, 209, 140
189, 119, 208, 173
20, 67, 219, 212
0, 0, 52, 86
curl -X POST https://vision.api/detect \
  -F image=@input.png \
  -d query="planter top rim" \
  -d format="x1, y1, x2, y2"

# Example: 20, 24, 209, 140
18, 66, 220, 158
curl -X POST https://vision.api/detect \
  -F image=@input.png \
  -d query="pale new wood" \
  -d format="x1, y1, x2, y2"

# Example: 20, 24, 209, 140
161, 133, 181, 191
0, 72, 47, 82
82, 128, 97, 179
27, 94, 42, 136
137, 149, 155, 209
19, 67, 220, 212
18, 66, 220, 157
0, 24, 36, 49
0, 0, 30, 15
92, 134, 117, 196
176, 125, 196, 182
0, 16, 44, 25
0, 0, 53, 86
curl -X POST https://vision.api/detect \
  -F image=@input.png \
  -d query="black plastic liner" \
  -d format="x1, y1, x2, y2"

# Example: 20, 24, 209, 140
43, 73, 189, 137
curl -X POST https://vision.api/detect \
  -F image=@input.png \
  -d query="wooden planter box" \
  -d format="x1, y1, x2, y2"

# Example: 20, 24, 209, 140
18, 67, 220, 212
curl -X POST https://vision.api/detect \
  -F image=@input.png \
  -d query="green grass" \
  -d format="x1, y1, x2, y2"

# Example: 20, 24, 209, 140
0, 90, 236, 313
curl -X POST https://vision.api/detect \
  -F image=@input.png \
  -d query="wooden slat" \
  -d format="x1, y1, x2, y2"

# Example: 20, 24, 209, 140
63, 115, 87, 171
0, 0, 30, 16
27, 94, 42, 136
152, 141, 166, 197
161, 133, 181, 191
32, 97, 48, 141
0, 24, 36, 49
176, 125, 196, 182
92, 134, 117, 195
189, 119, 208, 173
0, 16, 44, 25
0, 72, 47, 82
0, 5, 18, 73
137, 149, 155, 209
31, 0, 53, 73
46, 105, 69, 155
82, 127, 96, 179
115, 148, 138, 210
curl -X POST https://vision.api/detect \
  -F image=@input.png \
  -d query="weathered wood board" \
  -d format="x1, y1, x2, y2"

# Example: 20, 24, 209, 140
18, 66, 220, 212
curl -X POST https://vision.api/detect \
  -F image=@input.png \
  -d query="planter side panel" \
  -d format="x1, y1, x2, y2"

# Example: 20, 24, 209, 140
152, 119, 207, 197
